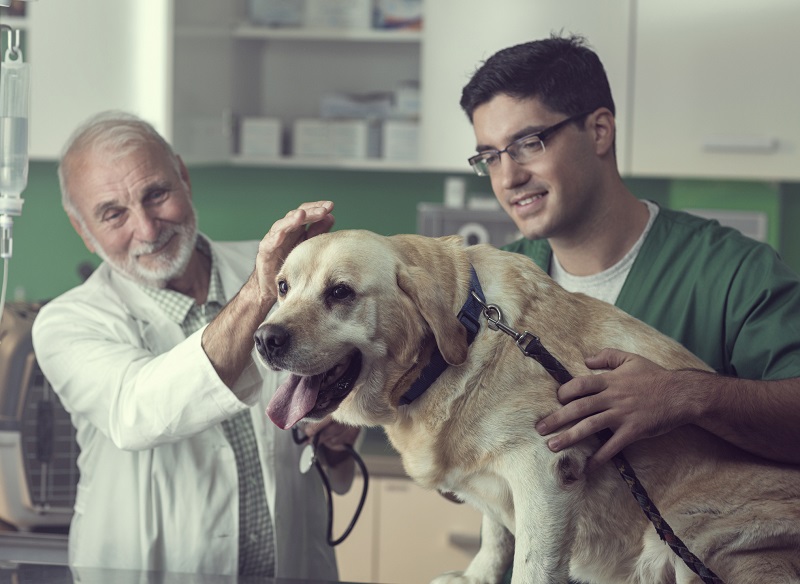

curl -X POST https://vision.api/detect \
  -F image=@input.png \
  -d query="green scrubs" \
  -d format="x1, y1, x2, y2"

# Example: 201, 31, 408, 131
503, 206, 800, 380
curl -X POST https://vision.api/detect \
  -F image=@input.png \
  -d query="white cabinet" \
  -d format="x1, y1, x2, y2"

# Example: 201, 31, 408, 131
24, 0, 155, 159
21, 0, 421, 167
630, 0, 800, 181
23, 0, 231, 161
376, 478, 482, 584
23, 0, 232, 163
419, 0, 634, 173
335, 474, 483, 584
24, 1, 797, 179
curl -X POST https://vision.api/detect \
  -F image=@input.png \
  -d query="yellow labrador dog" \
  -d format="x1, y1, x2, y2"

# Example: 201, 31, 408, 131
254, 230, 800, 584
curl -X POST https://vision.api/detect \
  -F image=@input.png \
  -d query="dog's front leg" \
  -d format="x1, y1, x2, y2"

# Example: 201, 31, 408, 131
430, 514, 513, 584
508, 451, 581, 584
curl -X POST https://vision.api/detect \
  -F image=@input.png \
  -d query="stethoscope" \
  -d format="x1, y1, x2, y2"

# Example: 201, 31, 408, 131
292, 425, 369, 546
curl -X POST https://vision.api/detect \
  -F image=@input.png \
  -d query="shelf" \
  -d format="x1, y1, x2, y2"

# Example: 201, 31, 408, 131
233, 24, 422, 43
0, 16, 27, 29
231, 154, 420, 172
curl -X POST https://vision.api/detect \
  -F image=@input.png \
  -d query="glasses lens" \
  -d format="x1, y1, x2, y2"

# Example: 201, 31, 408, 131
469, 155, 491, 176
508, 136, 545, 164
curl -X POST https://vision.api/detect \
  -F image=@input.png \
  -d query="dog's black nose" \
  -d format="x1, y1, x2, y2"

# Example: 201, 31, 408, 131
254, 324, 290, 359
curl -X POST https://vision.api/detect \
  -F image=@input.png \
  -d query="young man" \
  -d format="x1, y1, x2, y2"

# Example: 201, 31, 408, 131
32, 111, 359, 577
460, 35, 800, 472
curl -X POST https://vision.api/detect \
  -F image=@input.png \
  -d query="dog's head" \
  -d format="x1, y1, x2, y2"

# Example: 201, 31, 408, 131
254, 230, 472, 429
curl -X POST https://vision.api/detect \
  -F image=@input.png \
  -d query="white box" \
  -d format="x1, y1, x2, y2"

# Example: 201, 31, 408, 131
292, 118, 381, 160
320, 92, 394, 119
248, 0, 305, 27
393, 82, 420, 118
329, 119, 381, 159
382, 119, 419, 161
293, 118, 380, 159
304, 0, 371, 29
240, 117, 282, 158
293, 118, 331, 158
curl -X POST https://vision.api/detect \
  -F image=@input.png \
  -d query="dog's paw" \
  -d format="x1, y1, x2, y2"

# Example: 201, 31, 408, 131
430, 571, 484, 584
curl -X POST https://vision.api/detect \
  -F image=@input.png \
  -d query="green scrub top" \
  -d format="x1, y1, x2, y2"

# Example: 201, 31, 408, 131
502, 206, 800, 381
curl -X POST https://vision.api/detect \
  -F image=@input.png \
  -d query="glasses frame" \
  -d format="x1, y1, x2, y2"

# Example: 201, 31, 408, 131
468, 110, 593, 176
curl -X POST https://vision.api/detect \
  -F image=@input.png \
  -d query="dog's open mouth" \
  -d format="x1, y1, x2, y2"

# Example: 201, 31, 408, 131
266, 351, 363, 430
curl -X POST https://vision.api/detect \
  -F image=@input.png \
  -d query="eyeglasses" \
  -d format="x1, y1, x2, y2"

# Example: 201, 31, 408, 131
468, 111, 592, 176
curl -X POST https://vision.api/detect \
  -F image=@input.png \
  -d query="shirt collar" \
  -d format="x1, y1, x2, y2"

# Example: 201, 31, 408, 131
140, 235, 225, 325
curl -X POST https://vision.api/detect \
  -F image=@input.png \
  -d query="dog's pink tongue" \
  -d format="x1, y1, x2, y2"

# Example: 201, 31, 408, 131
266, 373, 321, 430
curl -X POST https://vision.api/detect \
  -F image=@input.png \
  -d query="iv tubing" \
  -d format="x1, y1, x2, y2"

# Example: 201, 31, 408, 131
0, 258, 8, 328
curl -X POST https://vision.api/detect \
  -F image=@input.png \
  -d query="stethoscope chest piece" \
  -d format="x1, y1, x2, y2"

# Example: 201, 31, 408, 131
299, 443, 316, 474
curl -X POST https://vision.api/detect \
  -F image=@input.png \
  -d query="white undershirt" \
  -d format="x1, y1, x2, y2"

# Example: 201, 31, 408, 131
550, 200, 659, 305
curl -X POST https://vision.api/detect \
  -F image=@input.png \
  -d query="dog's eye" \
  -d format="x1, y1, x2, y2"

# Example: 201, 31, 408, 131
278, 280, 289, 296
330, 284, 353, 301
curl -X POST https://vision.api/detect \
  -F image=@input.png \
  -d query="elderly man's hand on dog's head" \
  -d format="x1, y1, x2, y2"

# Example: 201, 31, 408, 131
252, 200, 336, 307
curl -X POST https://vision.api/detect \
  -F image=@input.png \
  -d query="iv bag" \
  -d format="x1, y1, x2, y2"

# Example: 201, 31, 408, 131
0, 49, 30, 203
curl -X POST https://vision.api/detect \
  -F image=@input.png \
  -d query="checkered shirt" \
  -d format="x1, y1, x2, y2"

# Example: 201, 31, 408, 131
141, 237, 275, 576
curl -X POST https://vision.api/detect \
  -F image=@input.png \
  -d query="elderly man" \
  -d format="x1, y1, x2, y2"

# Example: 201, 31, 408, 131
32, 111, 359, 578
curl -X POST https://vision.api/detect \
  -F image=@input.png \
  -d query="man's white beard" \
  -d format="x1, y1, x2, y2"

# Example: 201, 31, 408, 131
90, 215, 198, 289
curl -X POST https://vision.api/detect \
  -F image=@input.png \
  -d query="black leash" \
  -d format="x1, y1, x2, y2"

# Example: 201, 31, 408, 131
471, 290, 724, 584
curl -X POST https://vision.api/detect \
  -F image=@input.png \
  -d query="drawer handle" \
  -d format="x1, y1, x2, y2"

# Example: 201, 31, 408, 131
703, 136, 779, 154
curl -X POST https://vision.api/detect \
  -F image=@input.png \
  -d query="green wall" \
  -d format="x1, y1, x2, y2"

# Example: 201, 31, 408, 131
7, 162, 799, 302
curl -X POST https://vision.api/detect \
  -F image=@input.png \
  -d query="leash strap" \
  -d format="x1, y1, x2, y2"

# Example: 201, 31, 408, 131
400, 267, 484, 405
520, 335, 725, 584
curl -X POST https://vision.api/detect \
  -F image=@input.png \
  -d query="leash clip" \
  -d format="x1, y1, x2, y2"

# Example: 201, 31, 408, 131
470, 291, 539, 355
470, 291, 519, 337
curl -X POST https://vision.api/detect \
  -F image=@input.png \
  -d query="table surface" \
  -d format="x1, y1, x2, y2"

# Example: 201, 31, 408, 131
0, 563, 373, 584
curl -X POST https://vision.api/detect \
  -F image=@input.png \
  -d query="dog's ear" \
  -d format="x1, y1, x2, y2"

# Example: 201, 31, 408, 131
397, 264, 469, 366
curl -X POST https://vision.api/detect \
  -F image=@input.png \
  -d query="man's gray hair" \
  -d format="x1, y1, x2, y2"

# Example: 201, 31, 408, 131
58, 110, 180, 221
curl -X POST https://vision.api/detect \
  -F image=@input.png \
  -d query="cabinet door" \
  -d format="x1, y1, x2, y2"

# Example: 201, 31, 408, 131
25, 0, 149, 159
419, 0, 633, 173
631, 1, 800, 181
376, 478, 483, 584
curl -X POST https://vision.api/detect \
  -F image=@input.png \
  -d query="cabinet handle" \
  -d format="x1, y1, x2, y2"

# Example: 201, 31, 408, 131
703, 136, 779, 154
448, 532, 481, 555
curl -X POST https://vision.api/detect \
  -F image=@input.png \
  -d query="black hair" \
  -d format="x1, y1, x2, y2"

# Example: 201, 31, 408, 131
460, 34, 616, 122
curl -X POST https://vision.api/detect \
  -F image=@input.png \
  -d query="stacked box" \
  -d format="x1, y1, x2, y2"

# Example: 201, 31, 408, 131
320, 92, 394, 119
382, 119, 419, 161
304, 0, 371, 29
393, 82, 420, 118
293, 119, 330, 158
240, 117, 282, 157
293, 118, 380, 159
248, 0, 305, 27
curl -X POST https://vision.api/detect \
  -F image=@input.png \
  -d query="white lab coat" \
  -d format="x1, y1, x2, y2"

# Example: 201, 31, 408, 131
32, 238, 338, 579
